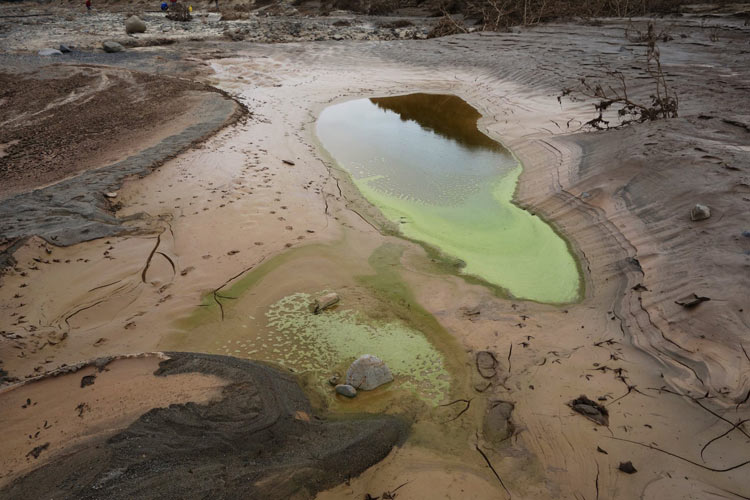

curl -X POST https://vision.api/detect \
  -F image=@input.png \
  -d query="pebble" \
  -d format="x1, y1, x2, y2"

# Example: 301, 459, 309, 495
335, 384, 357, 398
690, 203, 711, 221
38, 48, 63, 56
102, 41, 125, 53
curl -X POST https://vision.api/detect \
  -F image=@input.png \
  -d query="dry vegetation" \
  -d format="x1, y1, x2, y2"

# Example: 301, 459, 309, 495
561, 21, 679, 129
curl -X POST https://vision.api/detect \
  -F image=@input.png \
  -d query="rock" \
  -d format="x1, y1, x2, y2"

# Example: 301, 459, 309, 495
332, 34, 344, 41
125, 15, 147, 34
483, 400, 514, 443
80, 374, 96, 388
618, 461, 637, 474
38, 48, 63, 56
102, 41, 125, 53
690, 203, 711, 221
476, 351, 497, 379
313, 292, 339, 314
328, 372, 340, 386
335, 384, 357, 398
59, 44, 72, 53
569, 394, 609, 426
346, 354, 393, 391
104, 192, 118, 199
675, 293, 710, 308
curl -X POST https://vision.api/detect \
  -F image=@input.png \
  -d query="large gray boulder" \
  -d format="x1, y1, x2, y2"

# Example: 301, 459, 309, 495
102, 41, 125, 53
125, 15, 147, 34
346, 354, 393, 391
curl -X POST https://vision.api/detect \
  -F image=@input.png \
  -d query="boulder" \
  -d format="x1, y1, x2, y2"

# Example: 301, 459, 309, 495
313, 292, 339, 314
335, 384, 357, 398
38, 48, 63, 56
346, 354, 393, 391
125, 15, 147, 34
102, 41, 125, 53
690, 203, 711, 221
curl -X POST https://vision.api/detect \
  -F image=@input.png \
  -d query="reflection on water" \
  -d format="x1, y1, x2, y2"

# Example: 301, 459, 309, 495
316, 93, 581, 303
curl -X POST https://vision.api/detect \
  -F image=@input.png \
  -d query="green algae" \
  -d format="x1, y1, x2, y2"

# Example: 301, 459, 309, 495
266, 291, 450, 403
164, 239, 463, 407
316, 93, 581, 303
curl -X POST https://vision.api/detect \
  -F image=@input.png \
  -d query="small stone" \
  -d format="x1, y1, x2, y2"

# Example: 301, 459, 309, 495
104, 192, 118, 198
102, 41, 125, 53
38, 48, 63, 56
346, 354, 393, 391
332, 34, 344, 41
59, 44, 72, 53
618, 461, 637, 474
328, 372, 340, 386
125, 15, 147, 34
690, 203, 711, 221
335, 384, 357, 398
313, 292, 339, 314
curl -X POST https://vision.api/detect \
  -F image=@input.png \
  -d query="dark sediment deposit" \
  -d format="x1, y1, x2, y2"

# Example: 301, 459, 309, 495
0, 352, 409, 500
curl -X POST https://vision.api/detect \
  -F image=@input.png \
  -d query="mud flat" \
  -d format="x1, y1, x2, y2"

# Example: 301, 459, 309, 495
1, 8, 749, 500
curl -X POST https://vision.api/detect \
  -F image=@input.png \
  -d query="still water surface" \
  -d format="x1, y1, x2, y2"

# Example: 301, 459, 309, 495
316, 93, 580, 303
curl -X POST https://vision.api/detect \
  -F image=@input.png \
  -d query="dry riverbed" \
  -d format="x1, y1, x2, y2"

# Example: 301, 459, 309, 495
1, 5, 750, 499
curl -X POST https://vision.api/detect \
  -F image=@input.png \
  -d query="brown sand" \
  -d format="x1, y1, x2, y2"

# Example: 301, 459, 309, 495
1, 9, 749, 500
0, 65, 232, 201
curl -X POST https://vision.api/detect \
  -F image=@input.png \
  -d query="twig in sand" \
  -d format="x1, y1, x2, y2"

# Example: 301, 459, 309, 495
507, 343, 513, 374
608, 436, 750, 473
439, 398, 473, 422
475, 444, 511, 498
211, 256, 266, 320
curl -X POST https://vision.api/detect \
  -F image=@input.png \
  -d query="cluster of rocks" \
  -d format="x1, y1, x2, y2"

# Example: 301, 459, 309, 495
11, 9, 435, 55
332, 354, 394, 398
312, 292, 393, 399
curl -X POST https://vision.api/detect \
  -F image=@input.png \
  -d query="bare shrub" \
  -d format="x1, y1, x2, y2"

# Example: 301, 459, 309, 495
165, 2, 192, 21
561, 25, 678, 129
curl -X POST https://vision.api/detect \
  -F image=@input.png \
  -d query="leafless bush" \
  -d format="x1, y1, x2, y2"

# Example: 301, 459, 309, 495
561, 27, 678, 129
430, 0, 691, 33
165, 2, 192, 21
427, 8, 468, 37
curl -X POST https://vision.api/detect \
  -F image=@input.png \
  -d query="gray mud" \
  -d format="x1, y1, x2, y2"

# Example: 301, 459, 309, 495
0, 352, 409, 499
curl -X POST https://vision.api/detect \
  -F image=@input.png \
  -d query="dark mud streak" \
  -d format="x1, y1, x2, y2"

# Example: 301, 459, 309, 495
0, 352, 409, 500
0, 91, 242, 270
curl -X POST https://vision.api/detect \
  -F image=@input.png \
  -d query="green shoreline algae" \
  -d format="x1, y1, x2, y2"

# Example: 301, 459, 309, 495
316, 93, 582, 304
166, 239, 466, 408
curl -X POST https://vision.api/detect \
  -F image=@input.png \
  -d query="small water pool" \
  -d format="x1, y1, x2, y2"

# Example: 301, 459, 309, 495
316, 93, 581, 303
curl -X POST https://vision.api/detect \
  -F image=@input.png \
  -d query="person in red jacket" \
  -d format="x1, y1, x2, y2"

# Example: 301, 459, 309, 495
85, 0, 91, 10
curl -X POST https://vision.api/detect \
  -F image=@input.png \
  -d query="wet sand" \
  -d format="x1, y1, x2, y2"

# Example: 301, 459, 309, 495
1, 9, 749, 500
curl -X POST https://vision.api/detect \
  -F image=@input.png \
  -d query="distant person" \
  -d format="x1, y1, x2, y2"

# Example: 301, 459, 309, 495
210, 0, 218, 9
85, 0, 91, 11
161, 1, 168, 10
